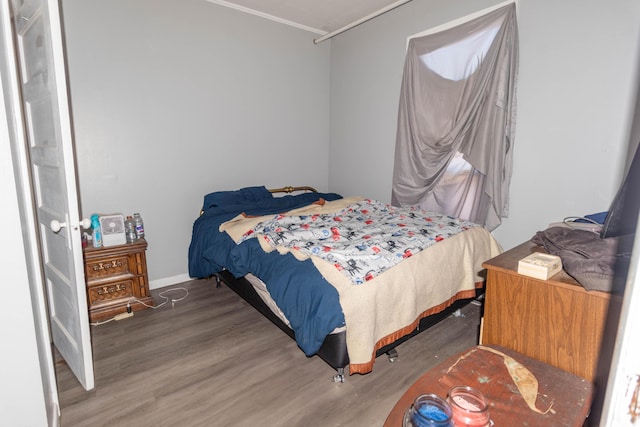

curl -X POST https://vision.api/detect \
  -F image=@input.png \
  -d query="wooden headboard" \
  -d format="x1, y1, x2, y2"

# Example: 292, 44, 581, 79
268, 186, 317, 194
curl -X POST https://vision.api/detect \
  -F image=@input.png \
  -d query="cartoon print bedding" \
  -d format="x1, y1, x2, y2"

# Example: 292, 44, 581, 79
189, 187, 502, 374
239, 198, 477, 285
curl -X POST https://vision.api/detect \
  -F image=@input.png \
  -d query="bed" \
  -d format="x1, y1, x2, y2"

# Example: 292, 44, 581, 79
188, 186, 502, 381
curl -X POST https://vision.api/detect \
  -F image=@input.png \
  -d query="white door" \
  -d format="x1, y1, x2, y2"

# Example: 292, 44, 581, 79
600, 223, 640, 425
10, 0, 94, 390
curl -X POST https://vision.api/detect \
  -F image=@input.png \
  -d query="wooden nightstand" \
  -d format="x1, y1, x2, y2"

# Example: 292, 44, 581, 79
481, 240, 611, 381
83, 238, 153, 322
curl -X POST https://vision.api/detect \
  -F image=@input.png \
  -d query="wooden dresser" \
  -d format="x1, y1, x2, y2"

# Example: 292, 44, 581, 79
83, 238, 153, 322
481, 240, 611, 381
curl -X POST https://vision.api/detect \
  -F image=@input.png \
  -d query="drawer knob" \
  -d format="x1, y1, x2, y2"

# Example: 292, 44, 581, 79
97, 283, 126, 295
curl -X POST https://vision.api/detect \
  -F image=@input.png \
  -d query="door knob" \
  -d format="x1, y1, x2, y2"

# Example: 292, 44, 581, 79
50, 218, 92, 233
50, 220, 66, 233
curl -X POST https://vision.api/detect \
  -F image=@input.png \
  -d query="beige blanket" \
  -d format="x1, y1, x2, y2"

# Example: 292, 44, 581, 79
221, 198, 503, 374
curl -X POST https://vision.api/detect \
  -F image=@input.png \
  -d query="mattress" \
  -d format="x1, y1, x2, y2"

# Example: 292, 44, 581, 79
189, 186, 503, 374
219, 196, 503, 373
245, 273, 346, 334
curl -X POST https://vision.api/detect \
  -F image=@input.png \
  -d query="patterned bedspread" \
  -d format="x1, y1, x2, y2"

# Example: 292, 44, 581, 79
221, 196, 503, 374
241, 199, 476, 285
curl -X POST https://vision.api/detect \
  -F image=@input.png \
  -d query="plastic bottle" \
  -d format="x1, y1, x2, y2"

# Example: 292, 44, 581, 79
91, 214, 102, 248
125, 216, 137, 243
133, 213, 145, 239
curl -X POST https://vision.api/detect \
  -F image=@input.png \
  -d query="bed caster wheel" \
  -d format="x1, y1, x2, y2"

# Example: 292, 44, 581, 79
214, 275, 222, 288
333, 368, 345, 383
452, 308, 464, 317
387, 348, 399, 363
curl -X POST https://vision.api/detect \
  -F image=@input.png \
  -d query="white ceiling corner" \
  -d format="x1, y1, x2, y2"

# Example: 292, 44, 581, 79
205, 0, 406, 36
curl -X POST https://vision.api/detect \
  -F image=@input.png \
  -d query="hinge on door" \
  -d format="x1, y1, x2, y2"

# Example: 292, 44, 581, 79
630, 375, 640, 423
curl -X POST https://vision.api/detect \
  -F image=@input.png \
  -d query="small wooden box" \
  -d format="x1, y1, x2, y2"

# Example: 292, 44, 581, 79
517, 252, 562, 280
83, 238, 153, 321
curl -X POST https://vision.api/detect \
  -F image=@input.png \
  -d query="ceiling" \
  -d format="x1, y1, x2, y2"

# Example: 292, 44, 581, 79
206, 0, 408, 36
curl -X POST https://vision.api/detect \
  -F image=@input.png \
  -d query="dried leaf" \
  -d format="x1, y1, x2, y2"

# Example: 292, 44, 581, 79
478, 345, 554, 414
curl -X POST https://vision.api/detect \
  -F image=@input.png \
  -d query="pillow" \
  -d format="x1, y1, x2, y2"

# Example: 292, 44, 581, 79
202, 186, 272, 211
243, 192, 343, 215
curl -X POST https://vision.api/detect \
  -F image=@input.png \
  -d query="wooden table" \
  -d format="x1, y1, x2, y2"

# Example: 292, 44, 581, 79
383, 345, 593, 426
481, 241, 611, 381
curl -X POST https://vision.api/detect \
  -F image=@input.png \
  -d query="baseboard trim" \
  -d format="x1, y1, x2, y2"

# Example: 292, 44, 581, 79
149, 273, 192, 290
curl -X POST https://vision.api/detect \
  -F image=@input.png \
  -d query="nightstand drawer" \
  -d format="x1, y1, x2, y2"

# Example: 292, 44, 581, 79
88, 280, 134, 306
85, 255, 132, 281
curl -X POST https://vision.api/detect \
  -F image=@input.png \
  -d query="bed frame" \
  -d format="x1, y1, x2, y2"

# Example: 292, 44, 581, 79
211, 186, 481, 382
214, 271, 475, 382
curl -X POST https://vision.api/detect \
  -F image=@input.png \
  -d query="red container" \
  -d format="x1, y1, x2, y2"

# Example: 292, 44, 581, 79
447, 386, 491, 427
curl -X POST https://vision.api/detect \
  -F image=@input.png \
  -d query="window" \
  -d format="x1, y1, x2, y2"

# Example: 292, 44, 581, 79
391, 2, 519, 230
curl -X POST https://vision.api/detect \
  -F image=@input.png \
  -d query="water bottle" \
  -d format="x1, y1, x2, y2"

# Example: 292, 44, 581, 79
91, 214, 102, 248
125, 216, 137, 243
133, 213, 145, 239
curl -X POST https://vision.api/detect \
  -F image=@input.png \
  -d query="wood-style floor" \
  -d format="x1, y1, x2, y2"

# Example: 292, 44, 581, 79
55, 278, 482, 427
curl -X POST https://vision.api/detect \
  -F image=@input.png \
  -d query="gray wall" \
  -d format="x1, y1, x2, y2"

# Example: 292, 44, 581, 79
62, 0, 640, 285
61, 0, 331, 285
330, 0, 640, 250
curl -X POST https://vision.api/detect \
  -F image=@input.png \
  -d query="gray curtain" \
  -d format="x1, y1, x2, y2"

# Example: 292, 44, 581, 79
391, 3, 519, 230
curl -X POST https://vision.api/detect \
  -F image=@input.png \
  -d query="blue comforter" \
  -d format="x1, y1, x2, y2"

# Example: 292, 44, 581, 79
188, 186, 345, 355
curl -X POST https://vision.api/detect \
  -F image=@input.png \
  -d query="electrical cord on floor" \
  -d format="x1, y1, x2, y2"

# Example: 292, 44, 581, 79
89, 302, 135, 326
129, 286, 190, 310
89, 287, 189, 326
90, 317, 119, 326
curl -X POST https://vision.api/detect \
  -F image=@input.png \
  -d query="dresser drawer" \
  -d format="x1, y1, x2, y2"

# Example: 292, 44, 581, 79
85, 255, 133, 282
88, 279, 134, 306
